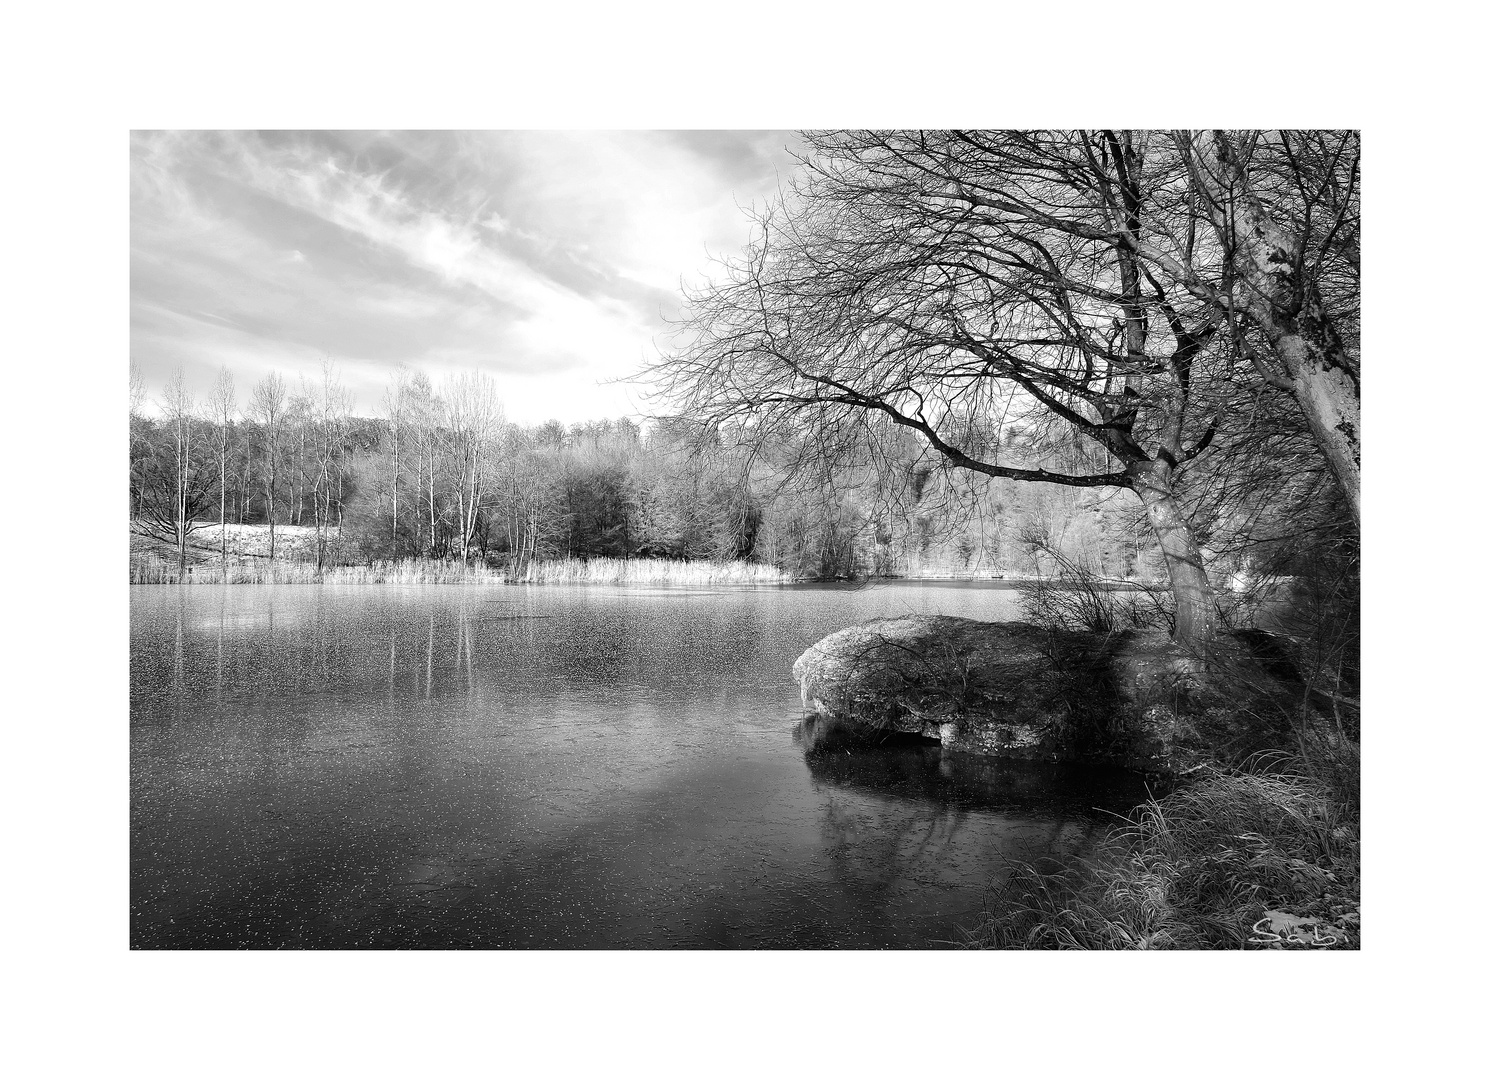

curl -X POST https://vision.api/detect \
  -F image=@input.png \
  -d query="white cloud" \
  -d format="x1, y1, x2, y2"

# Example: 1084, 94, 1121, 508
130, 130, 796, 424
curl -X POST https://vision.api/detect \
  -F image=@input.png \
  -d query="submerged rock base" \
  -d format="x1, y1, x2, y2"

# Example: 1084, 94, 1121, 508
793, 616, 1201, 773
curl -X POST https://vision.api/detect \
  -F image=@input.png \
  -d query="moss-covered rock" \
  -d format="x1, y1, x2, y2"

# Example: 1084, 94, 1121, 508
792, 616, 1202, 772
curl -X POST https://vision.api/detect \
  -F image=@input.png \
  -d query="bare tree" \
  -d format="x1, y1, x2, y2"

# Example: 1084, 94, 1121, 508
1175, 130, 1360, 523
653, 131, 1244, 649
441, 371, 506, 564
133, 367, 214, 574
129, 362, 146, 416
287, 380, 314, 528
492, 425, 559, 572
129, 362, 148, 521
402, 371, 442, 555
311, 360, 353, 572
208, 366, 236, 568
382, 368, 411, 545
652, 130, 1362, 650
249, 371, 287, 561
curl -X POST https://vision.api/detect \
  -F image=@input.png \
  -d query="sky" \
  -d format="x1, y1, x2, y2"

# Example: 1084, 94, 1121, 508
130, 130, 801, 424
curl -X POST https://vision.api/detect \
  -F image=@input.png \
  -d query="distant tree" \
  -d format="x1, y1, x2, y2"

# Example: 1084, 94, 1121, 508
534, 419, 568, 450
207, 366, 236, 567
132, 367, 215, 573
440, 371, 506, 563
310, 361, 353, 571
403, 371, 442, 555
249, 372, 287, 560
129, 362, 148, 520
286, 380, 315, 528
382, 369, 411, 547
491, 424, 560, 570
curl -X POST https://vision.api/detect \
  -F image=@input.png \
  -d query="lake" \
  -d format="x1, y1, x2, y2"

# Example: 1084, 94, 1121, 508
130, 580, 1154, 949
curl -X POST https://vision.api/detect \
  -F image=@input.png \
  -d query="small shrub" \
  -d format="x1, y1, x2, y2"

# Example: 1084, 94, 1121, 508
1016, 532, 1172, 634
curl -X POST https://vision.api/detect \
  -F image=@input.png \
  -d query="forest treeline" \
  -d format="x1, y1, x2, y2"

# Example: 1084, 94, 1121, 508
130, 362, 1180, 583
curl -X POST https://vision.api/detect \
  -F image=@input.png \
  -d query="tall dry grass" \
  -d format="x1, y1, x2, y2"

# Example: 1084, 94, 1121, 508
130, 552, 789, 586
966, 767, 1360, 950
130, 554, 507, 585
513, 556, 788, 586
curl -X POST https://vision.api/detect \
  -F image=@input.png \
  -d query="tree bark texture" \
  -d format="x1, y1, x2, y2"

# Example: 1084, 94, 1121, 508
1190, 130, 1361, 523
1129, 460, 1216, 652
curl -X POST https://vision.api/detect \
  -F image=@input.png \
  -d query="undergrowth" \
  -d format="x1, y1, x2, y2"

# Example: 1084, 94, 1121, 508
966, 767, 1360, 950
1015, 531, 1172, 635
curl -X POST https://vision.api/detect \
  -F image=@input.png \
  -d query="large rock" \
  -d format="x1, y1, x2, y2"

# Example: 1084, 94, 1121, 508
792, 616, 1195, 772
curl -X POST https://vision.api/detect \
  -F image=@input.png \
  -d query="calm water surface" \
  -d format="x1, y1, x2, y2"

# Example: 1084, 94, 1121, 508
131, 581, 1152, 949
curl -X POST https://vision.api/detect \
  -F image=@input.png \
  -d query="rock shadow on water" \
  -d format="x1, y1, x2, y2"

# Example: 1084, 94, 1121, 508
793, 714, 1161, 816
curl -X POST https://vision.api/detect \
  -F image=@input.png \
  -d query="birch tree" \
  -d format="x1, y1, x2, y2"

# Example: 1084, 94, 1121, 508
208, 366, 236, 567
249, 371, 287, 560
441, 371, 505, 563
129, 363, 148, 521
1176, 130, 1360, 523
382, 369, 411, 545
403, 371, 441, 555
133, 367, 214, 574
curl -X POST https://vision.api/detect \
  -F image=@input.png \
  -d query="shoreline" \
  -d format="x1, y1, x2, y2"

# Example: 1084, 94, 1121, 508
790, 612, 1359, 950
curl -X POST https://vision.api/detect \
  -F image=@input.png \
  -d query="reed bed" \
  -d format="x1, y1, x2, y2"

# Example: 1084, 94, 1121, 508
965, 768, 1360, 950
513, 556, 788, 586
130, 553, 789, 586
130, 555, 506, 585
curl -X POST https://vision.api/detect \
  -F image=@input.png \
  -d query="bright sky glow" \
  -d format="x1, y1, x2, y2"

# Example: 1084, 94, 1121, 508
130, 130, 800, 424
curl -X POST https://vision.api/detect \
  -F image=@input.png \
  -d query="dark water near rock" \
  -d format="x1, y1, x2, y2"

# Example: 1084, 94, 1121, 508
130, 581, 1154, 949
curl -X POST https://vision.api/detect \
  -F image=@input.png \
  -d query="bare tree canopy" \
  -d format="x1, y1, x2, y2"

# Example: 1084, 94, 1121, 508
1179, 130, 1360, 521
131, 367, 214, 572
249, 371, 288, 560
649, 130, 1361, 649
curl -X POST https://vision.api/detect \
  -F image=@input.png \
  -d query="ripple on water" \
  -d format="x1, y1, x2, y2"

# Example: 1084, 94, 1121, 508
131, 582, 1150, 948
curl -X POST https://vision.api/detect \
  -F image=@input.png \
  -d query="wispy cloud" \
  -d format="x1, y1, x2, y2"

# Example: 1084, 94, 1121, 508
130, 130, 798, 423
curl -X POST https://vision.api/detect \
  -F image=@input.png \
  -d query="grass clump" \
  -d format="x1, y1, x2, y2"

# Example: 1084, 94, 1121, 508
967, 767, 1360, 950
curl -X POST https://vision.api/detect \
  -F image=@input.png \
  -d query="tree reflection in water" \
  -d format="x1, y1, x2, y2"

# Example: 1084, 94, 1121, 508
796, 714, 1154, 913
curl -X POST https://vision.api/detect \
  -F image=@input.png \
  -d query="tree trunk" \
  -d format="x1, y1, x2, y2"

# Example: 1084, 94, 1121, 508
1264, 314, 1360, 522
177, 421, 189, 577
220, 441, 228, 569
1189, 131, 1361, 524
1129, 461, 1216, 654
390, 433, 400, 544
427, 447, 437, 557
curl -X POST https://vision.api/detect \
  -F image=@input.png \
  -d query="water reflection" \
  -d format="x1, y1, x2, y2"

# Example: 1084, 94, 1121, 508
131, 582, 1149, 949
794, 716, 1153, 925
797, 715, 1156, 811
